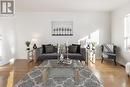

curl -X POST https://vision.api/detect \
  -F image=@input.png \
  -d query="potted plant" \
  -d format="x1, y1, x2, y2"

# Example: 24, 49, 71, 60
25, 41, 31, 50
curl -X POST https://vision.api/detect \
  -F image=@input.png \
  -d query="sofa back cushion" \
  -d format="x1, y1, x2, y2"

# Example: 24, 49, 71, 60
53, 46, 58, 53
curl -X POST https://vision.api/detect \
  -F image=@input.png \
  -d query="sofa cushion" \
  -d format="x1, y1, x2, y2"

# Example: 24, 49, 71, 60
39, 53, 58, 60
45, 45, 54, 53
72, 44, 81, 53
68, 45, 77, 53
64, 53, 83, 60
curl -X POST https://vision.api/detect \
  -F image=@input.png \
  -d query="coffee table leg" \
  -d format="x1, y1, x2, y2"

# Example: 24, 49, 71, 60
75, 68, 80, 85
42, 68, 48, 85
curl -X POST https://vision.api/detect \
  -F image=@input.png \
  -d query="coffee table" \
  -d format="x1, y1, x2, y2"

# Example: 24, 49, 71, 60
40, 59, 83, 85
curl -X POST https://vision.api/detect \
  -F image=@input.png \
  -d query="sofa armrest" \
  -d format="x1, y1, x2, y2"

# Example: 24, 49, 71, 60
80, 48, 86, 61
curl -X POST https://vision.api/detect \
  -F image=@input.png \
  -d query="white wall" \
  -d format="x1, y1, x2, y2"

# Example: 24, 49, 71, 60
15, 12, 110, 59
0, 17, 16, 66
111, 3, 130, 65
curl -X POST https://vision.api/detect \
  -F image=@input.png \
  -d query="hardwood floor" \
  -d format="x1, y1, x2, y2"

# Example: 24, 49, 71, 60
89, 60, 130, 87
0, 59, 130, 87
0, 64, 10, 87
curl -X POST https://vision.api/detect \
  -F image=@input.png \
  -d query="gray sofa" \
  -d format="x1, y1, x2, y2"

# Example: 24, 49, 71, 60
35, 47, 86, 63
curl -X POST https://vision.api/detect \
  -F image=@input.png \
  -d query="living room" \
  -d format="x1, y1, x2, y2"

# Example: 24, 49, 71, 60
0, 0, 130, 87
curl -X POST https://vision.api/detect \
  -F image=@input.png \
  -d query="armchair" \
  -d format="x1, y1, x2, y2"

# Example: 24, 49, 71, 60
101, 44, 117, 65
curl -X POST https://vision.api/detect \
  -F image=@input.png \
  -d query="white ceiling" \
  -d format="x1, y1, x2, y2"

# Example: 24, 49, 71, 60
16, 0, 130, 12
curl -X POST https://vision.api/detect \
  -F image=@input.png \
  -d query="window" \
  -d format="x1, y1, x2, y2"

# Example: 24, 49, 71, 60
124, 14, 130, 51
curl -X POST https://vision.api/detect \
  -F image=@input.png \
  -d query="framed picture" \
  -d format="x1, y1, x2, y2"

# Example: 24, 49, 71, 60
51, 21, 73, 36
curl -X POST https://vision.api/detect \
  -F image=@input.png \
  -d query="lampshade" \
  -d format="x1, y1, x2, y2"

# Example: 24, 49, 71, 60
31, 38, 38, 44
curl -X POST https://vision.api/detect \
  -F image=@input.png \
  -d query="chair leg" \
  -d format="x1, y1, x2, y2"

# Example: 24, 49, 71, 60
101, 56, 104, 63
128, 74, 129, 77
114, 58, 117, 65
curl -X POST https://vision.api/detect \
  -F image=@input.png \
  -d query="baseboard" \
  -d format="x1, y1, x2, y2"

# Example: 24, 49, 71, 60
118, 63, 125, 68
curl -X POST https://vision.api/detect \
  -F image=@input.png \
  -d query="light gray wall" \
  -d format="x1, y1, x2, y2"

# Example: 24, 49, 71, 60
15, 12, 111, 59
111, 3, 130, 65
0, 17, 16, 65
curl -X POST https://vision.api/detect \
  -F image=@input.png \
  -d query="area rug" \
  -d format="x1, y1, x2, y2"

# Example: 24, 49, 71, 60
14, 63, 103, 87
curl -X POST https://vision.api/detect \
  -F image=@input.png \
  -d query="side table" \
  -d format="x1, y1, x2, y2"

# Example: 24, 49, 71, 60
27, 50, 36, 63
87, 49, 96, 63
86, 49, 89, 65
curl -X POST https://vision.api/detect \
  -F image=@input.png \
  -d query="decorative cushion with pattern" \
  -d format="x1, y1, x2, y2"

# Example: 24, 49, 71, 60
68, 45, 77, 53
45, 45, 54, 53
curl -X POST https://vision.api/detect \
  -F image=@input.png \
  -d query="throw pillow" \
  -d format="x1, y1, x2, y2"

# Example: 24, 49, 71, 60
42, 44, 51, 53
45, 45, 54, 53
72, 44, 81, 53
103, 44, 114, 53
68, 45, 77, 53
